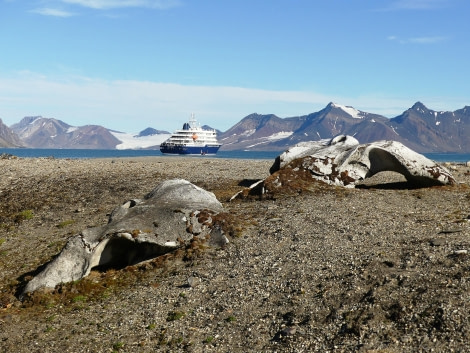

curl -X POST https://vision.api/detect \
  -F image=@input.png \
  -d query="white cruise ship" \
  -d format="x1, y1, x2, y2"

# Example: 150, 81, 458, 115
159, 114, 221, 155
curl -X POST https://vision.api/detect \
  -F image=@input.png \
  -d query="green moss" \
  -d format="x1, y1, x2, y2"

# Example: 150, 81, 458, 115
112, 341, 124, 351
14, 209, 34, 223
166, 311, 185, 321
225, 315, 236, 322
56, 219, 75, 228
204, 336, 214, 344
72, 295, 87, 303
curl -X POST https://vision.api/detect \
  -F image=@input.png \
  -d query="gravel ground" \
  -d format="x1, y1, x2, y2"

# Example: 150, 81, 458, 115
0, 156, 470, 352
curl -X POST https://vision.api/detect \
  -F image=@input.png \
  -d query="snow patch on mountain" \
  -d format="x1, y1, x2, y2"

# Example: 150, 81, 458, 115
266, 131, 293, 140
67, 127, 78, 133
241, 129, 256, 136
111, 131, 171, 150
29, 117, 43, 125
332, 103, 363, 119
245, 131, 293, 148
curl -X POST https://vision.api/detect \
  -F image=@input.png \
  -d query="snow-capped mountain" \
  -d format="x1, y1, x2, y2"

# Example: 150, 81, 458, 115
4, 101, 470, 152
388, 102, 470, 152
218, 102, 470, 152
10, 116, 170, 150
219, 102, 394, 151
10, 116, 121, 149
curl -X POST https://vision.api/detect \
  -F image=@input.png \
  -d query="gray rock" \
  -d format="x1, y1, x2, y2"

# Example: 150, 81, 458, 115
22, 179, 223, 296
187, 276, 200, 288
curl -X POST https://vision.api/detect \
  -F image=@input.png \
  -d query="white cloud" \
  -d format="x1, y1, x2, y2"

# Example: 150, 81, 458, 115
408, 36, 447, 44
377, 0, 448, 11
0, 74, 332, 131
60, 0, 182, 10
0, 72, 466, 132
31, 7, 75, 17
390, 0, 447, 10
387, 35, 447, 44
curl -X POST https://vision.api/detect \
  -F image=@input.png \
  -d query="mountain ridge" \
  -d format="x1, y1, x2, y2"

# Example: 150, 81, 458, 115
219, 102, 470, 153
10, 116, 122, 149
0, 118, 22, 148
1, 102, 470, 152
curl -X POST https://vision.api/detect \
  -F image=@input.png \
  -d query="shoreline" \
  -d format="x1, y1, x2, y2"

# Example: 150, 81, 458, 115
2, 148, 470, 164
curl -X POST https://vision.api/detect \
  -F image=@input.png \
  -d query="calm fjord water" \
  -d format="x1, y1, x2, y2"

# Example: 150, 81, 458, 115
0, 148, 469, 163
0, 149, 282, 160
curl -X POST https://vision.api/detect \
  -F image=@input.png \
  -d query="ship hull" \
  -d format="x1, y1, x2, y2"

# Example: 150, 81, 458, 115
160, 144, 221, 155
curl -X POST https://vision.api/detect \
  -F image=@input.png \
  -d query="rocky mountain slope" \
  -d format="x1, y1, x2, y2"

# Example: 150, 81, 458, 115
388, 102, 470, 152
8, 117, 169, 150
0, 119, 22, 148
10, 116, 122, 149
2, 101, 470, 151
136, 127, 170, 137
219, 102, 470, 153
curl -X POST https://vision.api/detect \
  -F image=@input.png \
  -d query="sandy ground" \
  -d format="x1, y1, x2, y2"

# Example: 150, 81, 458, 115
1, 155, 470, 352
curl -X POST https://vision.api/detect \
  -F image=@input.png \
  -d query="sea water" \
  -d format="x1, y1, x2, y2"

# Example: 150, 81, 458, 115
0, 148, 282, 160
0, 148, 469, 163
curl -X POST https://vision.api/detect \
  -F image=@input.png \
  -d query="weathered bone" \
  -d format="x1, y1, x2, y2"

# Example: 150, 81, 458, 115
22, 179, 225, 296
269, 135, 455, 187
232, 136, 455, 200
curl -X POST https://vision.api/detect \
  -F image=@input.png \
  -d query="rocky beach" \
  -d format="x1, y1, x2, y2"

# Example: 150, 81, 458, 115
1, 155, 470, 352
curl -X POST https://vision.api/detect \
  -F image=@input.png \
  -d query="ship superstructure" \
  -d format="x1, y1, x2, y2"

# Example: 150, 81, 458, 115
160, 114, 221, 155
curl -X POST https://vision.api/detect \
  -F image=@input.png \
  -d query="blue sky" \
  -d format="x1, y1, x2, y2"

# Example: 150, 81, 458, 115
1, 0, 469, 132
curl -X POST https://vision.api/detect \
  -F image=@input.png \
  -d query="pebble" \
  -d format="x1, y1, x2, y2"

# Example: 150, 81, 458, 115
187, 276, 200, 288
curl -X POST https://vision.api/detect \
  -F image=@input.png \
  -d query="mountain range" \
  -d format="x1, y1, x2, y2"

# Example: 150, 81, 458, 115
2, 116, 170, 150
1, 102, 469, 153
218, 102, 470, 153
